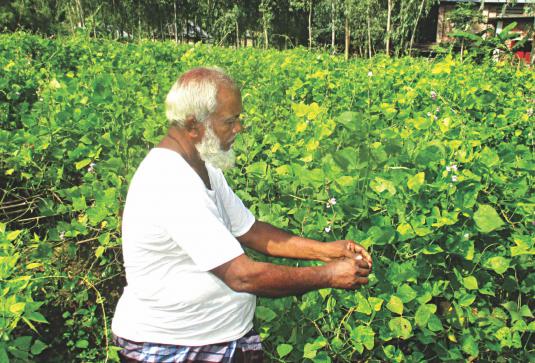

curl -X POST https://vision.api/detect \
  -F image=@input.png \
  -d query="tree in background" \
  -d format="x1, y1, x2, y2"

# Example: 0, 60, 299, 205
2, 0, 528, 61
447, 1, 483, 61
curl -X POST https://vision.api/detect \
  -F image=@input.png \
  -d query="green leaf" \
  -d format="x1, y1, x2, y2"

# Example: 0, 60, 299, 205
303, 337, 327, 359
427, 314, 444, 332
367, 226, 395, 246
407, 172, 425, 192
415, 143, 444, 165
13, 336, 32, 351
368, 297, 384, 312
72, 196, 87, 211
422, 244, 444, 255
478, 147, 500, 167
336, 111, 363, 132
30, 339, 48, 355
26, 311, 48, 324
9, 302, 25, 315
457, 293, 476, 307
461, 335, 479, 357
495, 327, 512, 348
519, 305, 533, 318
313, 352, 332, 363
255, 306, 276, 322
355, 292, 372, 315
332, 148, 357, 171
370, 177, 396, 196
245, 161, 267, 178
388, 317, 412, 340
383, 344, 405, 362
276, 343, 293, 358
473, 204, 504, 233
0, 344, 8, 363
386, 295, 403, 315
415, 304, 437, 328
75, 158, 92, 170
95, 246, 105, 258
397, 284, 417, 303
483, 256, 510, 274
75, 339, 89, 349
6, 230, 22, 241
351, 325, 375, 351
510, 235, 535, 257
463, 276, 478, 290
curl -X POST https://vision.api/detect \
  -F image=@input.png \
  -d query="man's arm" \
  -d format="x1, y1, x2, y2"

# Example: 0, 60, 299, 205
237, 220, 372, 267
211, 253, 370, 297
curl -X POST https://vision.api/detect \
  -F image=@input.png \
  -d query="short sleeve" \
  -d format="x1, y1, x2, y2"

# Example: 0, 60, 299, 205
162, 187, 245, 272
211, 168, 255, 237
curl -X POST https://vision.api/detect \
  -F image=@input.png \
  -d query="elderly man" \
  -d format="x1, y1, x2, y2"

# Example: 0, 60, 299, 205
111, 67, 372, 363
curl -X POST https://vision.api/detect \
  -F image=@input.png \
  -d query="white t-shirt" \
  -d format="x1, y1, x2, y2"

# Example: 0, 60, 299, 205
111, 148, 256, 346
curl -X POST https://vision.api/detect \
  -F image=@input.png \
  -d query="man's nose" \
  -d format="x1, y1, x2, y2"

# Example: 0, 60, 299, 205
233, 119, 243, 134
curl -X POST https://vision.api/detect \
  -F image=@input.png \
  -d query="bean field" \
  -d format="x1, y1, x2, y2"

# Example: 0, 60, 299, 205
1, 33, 534, 362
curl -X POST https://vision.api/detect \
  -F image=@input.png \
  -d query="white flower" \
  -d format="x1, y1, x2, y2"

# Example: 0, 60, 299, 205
427, 112, 432, 117
367, 71, 373, 77
59, 231, 65, 240
324, 226, 331, 233
326, 202, 331, 208
329, 197, 336, 205
436, 107, 441, 113
463, 233, 469, 239
446, 165, 451, 172
528, 108, 533, 117
451, 175, 458, 182
451, 164, 458, 172
430, 91, 437, 100
87, 162, 96, 173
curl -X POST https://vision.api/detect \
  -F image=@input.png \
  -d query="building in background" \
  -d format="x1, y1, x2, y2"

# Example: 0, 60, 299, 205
436, 0, 534, 63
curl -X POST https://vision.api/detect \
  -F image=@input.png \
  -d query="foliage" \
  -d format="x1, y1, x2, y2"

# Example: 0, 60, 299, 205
2, 0, 448, 57
0, 33, 534, 362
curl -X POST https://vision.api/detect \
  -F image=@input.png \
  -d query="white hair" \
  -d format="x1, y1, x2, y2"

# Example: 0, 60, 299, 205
165, 67, 236, 127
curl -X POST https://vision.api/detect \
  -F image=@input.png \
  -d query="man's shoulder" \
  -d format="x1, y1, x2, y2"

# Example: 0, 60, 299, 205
132, 149, 202, 190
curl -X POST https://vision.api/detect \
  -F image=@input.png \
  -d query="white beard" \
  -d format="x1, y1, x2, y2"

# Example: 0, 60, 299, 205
195, 124, 236, 170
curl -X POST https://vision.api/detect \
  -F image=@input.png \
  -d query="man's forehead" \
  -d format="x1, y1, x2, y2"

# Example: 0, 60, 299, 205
217, 86, 242, 109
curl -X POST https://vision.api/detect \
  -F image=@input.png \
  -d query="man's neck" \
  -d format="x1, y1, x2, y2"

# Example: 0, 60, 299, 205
158, 128, 204, 169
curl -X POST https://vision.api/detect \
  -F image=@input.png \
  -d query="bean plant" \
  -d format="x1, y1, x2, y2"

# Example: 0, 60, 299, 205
0, 33, 533, 362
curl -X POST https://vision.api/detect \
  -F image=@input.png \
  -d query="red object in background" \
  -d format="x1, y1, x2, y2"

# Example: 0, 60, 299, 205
511, 40, 532, 64
514, 51, 531, 64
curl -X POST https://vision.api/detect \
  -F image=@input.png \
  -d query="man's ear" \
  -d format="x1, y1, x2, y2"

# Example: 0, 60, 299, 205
184, 116, 205, 139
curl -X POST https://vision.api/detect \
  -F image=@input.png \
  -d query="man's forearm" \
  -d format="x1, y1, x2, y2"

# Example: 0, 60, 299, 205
211, 254, 370, 297
237, 220, 329, 261
212, 255, 332, 297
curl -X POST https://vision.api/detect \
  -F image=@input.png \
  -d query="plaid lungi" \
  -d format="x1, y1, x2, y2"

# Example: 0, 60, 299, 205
112, 329, 263, 363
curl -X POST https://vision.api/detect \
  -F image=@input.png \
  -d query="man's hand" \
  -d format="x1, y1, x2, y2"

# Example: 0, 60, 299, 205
323, 240, 373, 269
326, 256, 371, 289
